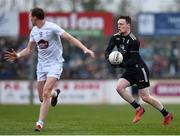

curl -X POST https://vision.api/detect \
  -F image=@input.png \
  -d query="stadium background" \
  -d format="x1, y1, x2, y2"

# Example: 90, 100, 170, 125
0, 0, 180, 134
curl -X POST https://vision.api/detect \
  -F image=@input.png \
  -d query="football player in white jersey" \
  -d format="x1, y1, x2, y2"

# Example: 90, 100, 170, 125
4, 7, 95, 132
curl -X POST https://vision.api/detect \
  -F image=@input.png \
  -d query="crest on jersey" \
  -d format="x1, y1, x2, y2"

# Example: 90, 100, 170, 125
116, 37, 120, 40
119, 44, 127, 54
122, 38, 125, 43
38, 39, 49, 49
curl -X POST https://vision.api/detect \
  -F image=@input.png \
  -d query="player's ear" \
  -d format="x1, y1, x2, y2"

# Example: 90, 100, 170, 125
127, 24, 131, 31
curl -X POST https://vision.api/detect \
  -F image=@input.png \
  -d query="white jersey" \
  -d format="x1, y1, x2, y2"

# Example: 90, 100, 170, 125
29, 21, 65, 72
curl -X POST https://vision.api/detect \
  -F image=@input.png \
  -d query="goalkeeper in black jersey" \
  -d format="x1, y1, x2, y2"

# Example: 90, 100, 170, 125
105, 16, 173, 126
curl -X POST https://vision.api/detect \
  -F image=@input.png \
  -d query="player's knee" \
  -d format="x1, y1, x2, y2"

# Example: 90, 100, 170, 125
141, 95, 149, 102
116, 84, 124, 93
42, 91, 51, 99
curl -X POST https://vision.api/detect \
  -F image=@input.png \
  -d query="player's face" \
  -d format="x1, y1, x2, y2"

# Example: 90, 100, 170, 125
117, 19, 130, 35
30, 13, 37, 26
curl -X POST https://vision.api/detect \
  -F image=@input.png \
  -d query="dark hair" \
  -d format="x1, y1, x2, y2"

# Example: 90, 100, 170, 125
119, 16, 131, 24
31, 7, 44, 20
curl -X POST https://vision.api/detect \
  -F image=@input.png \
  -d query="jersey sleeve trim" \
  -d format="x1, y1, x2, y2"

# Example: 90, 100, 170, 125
129, 33, 137, 40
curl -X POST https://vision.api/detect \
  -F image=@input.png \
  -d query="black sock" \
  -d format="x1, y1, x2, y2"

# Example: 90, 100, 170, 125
130, 100, 140, 109
160, 108, 169, 117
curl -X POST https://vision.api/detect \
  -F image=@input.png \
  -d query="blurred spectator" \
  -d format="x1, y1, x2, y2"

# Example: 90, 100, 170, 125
1, 36, 180, 79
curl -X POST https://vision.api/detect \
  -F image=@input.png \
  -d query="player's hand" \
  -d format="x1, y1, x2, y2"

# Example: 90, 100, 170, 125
4, 49, 18, 62
84, 49, 95, 58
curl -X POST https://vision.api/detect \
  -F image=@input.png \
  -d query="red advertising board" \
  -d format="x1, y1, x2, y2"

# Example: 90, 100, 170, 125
19, 12, 113, 36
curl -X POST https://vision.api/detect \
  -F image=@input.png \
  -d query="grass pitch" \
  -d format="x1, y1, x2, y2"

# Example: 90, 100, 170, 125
0, 104, 179, 135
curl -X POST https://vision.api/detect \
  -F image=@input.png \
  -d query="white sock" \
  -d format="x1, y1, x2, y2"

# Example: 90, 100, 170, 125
51, 90, 57, 97
36, 120, 44, 127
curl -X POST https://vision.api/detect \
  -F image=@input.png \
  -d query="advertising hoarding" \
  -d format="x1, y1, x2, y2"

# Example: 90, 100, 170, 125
138, 13, 180, 36
19, 12, 113, 37
1, 80, 180, 104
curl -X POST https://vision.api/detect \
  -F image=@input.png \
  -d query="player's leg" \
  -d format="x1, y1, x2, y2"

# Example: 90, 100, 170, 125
139, 88, 163, 110
131, 85, 139, 102
49, 67, 63, 107
116, 78, 142, 110
36, 72, 47, 103
37, 81, 46, 102
139, 88, 173, 126
39, 77, 58, 120
116, 78, 145, 124
36, 72, 60, 104
35, 66, 63, 131
116, 78, 133, 103
35, 77, 58, 131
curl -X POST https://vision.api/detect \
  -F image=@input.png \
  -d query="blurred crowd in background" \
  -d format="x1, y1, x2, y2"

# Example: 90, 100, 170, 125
1, 0, 180, 80
1, 36, 180, 80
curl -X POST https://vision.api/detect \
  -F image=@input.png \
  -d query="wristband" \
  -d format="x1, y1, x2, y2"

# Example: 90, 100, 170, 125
16, 53, 21, 58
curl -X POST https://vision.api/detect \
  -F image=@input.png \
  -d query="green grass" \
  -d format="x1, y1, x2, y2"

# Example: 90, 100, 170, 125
0, 104, 179, 135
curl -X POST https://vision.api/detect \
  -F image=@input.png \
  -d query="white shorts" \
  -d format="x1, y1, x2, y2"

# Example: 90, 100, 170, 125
37, 65, 63, 81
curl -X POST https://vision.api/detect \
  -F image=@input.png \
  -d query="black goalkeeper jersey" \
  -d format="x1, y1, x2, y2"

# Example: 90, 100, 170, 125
105, 32, 146, 68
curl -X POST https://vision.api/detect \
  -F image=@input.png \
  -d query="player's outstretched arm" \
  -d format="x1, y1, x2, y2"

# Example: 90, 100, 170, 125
4, 41, 35, 62
61, 32, 95, 58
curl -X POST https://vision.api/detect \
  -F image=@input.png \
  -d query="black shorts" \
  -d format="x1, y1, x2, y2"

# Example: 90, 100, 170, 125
121, 66, 150, 89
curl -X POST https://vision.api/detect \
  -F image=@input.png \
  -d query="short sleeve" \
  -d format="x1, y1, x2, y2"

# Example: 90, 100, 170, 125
29, 30, 35, 42
52, 23, 65, 36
